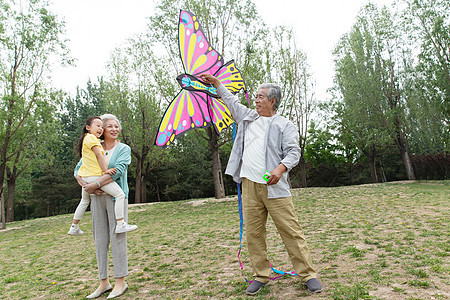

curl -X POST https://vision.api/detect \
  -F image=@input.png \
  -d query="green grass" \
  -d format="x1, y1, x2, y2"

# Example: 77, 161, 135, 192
0, 180, 449, 299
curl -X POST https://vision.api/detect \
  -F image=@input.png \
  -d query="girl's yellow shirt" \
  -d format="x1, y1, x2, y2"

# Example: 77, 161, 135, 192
77, 133, 105, 177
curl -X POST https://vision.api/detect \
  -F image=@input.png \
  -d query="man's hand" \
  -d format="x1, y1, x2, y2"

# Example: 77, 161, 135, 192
267, 164, 287, 186
200, 74, 221, 88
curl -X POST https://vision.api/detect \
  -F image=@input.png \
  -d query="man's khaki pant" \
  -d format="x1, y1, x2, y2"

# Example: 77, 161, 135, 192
242, 178, 317, 283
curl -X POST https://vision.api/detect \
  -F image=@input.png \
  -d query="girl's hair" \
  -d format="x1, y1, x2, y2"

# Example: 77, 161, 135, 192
76, 116, 102, 157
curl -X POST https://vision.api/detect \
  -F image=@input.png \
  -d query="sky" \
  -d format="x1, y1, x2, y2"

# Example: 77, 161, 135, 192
50, 0, 394, 101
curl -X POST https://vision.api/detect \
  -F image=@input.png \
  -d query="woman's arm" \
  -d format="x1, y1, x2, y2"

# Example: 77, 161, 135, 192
109, 144, 131, 181
73, 155, 114, 193
83, 174, 114, 194
74, 159, 82, 178
84, 144, 131, 193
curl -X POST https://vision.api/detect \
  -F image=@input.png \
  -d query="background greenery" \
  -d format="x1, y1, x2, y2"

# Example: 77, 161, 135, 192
0, 0, 448, 225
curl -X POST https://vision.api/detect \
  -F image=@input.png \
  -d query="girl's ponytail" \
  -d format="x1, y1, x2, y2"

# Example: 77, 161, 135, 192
75, 116, 102, 158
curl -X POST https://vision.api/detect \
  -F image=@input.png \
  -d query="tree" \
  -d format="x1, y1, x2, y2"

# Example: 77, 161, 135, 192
401, 0, 449, 153
5, 88, 60, 222
271, 26, 317, 187
0, 0, 70, 228
366, 4, 416, 180
332, 23, 390, 183
105, 36, 168, 203
147, 0, 267, 199
332, 3, 416, 181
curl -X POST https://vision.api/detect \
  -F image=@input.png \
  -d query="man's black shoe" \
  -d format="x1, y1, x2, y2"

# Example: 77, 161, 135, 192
305, 278, 322, 293
246, 280, 266, 295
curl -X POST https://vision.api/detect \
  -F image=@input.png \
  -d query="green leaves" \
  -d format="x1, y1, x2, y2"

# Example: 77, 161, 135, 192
400, 0, 449, 153
330, 1, 449, 180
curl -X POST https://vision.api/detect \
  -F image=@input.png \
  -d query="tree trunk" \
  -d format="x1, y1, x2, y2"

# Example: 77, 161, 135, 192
368, 156, 378, 183
141, 175, 147, 203
155, 178, 161, 202
135, 159, 142, 204
368, 146, 379, 183
379, 161, 387, 182
208, 128, 225, 199
211, 145, 225, 199
362, 145, 379, 183
6, 176, 16, 223
0, 182, 5, 230
299, 155, 307, 188
0, 163, 6, 229
394, 133, 416, 180
400, 148, 416, 180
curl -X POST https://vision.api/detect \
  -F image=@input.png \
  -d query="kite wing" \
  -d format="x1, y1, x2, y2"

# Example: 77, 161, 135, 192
207, 95, 234, 134
155, 90, 211, 147
208, 60, 247, 134
179, 10, 224, 76
215, 60, 247, 95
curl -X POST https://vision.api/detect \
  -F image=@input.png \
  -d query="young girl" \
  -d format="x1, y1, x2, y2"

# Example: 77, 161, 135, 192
68, 116, 137, 235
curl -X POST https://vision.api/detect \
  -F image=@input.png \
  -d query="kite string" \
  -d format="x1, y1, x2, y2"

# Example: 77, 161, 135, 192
235, 91, 297, 282
236, 184, 298, 282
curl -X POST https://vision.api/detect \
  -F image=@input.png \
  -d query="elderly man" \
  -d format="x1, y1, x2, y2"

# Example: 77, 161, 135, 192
200, 74, 322, 295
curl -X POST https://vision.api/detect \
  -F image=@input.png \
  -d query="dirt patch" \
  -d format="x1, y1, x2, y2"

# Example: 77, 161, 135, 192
185, 196, 237, 206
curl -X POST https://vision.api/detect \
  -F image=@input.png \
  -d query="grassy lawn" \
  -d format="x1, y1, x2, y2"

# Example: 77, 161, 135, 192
0, 180, 449, 299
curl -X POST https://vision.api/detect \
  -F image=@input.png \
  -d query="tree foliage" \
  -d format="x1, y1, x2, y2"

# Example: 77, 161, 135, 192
105, 35, 168, 203
332, 3, 420, 181
1, 0, 448, 224
401, 0, 449, 153
0, 0, 70, 227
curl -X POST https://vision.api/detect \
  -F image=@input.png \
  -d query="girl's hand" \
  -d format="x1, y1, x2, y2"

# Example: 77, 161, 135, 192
93, 189, 104, 196
104, 168, 117, 175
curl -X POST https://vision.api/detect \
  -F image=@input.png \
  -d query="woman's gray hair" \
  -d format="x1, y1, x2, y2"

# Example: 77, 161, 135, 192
100, 114, 122, 130
258, 83, 282, 111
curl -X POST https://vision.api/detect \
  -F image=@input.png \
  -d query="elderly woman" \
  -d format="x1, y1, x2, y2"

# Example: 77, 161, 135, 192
74, 114, 131, 299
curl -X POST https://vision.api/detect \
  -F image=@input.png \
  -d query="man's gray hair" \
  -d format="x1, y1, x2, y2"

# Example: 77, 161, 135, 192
100, 114, 122, 130
258, 83, 282, 111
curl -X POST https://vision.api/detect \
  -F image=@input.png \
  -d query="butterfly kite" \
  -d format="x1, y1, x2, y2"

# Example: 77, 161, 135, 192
155, 10, 247, 147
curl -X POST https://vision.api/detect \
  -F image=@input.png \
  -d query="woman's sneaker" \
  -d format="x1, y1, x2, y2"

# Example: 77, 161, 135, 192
115, 222, 138, 233
68, 225, 84, 235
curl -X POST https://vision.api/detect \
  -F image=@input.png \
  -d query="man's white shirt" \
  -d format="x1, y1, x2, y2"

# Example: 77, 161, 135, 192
240, 116, 274, 184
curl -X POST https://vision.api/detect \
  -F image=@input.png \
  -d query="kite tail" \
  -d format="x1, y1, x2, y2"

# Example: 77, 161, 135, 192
245, 90, 250, 107
236, 181, 252, 283
234, 122, 251, 283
